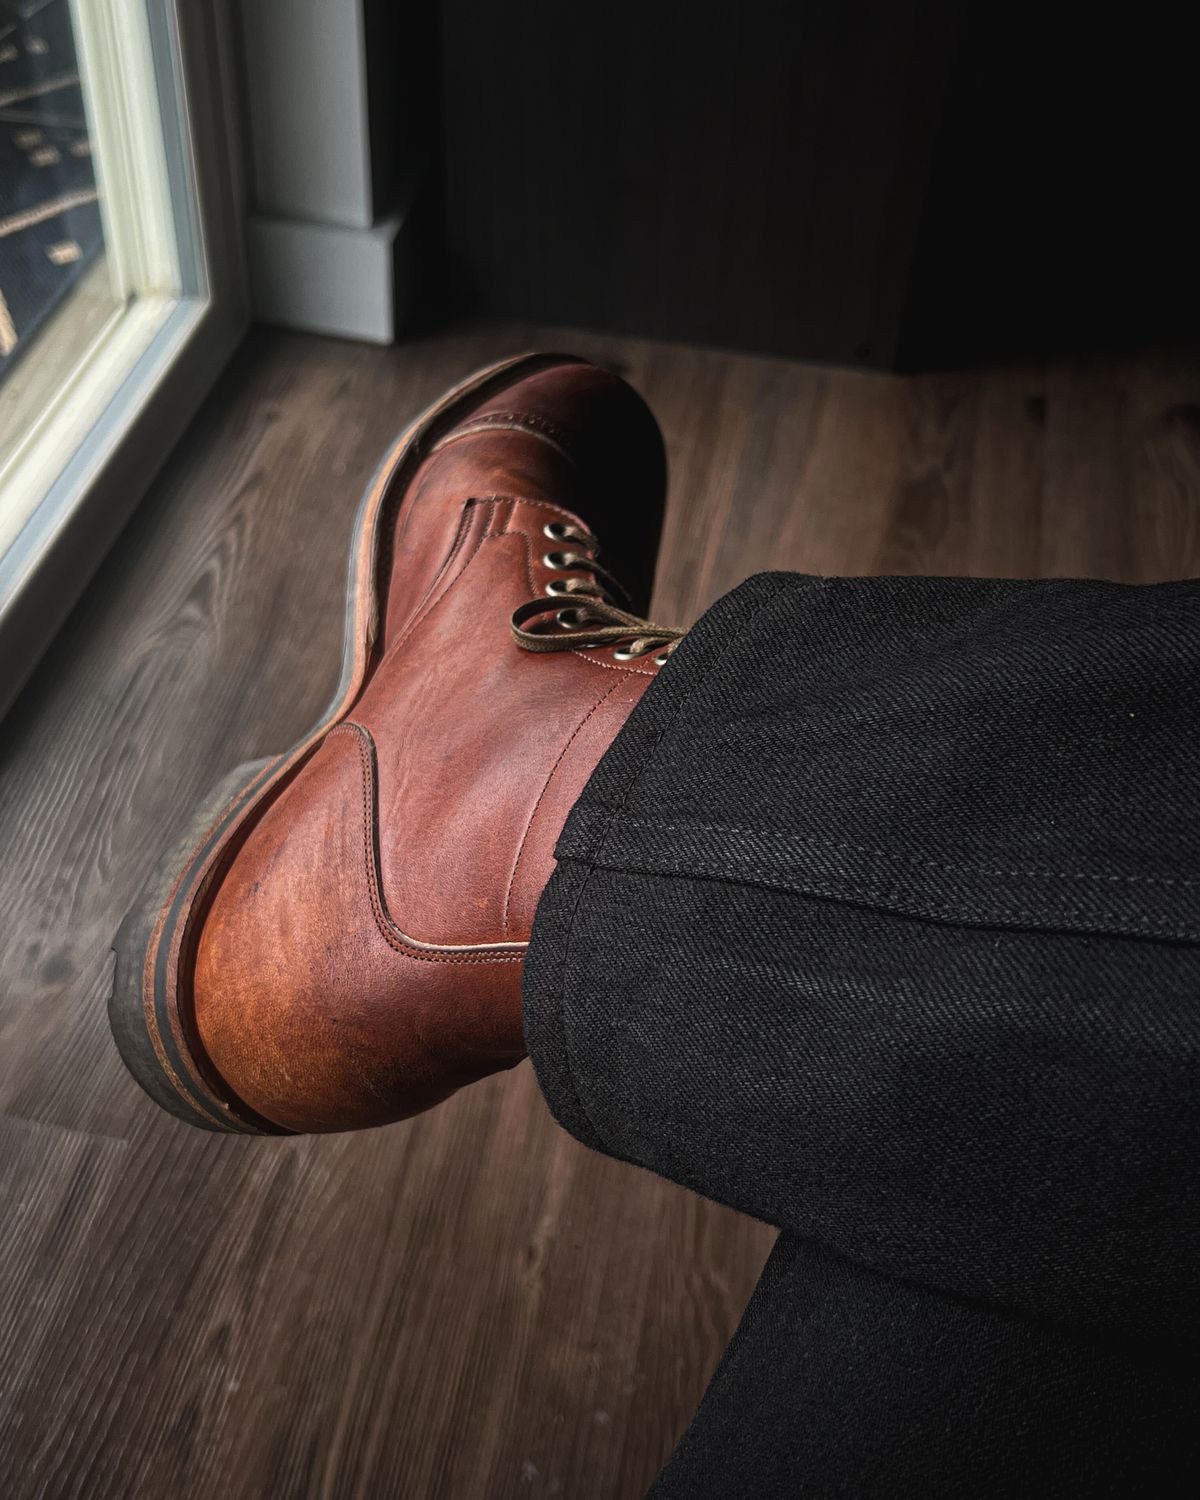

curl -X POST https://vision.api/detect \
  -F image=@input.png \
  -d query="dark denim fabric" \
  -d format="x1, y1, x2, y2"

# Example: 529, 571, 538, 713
523, 573, 1200, 1497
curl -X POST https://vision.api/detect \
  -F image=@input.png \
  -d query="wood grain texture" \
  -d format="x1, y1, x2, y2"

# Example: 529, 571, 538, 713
3, 327, 1200, 1498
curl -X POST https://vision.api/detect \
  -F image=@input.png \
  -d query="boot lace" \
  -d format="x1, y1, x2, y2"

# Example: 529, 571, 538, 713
511, 520, 685, 665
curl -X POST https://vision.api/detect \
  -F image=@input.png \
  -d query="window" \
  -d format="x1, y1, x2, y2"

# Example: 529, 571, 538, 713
0, 0, 246, 716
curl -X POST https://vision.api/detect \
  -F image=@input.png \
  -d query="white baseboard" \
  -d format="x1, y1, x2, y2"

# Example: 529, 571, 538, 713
246, 209, 413, 343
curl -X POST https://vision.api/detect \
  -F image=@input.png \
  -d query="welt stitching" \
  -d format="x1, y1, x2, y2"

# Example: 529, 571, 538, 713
502, 676, 628, 938
327, 724, 525, 964
599, 816, 1200, 889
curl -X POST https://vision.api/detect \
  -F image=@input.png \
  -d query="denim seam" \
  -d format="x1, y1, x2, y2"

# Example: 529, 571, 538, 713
573, 851, 1200, 942
556, 580, 794, 1147
530, 861, 606, 1150
588, 817, 1200, 889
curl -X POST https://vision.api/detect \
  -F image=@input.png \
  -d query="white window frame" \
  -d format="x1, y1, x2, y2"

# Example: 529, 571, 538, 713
0, 0, 248, 719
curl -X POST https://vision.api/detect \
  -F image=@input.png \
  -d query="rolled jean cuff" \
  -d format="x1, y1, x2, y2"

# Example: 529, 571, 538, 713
522, 572, 788, 1154
522, 569, 1200, 1351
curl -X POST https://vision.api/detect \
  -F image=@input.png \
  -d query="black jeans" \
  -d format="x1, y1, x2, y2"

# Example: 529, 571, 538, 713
523, 574, 1200, 1498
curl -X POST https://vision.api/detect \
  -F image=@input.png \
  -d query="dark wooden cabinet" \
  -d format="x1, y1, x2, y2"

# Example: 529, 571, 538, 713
440, 2, 1200, 369
441, 0, 959, 368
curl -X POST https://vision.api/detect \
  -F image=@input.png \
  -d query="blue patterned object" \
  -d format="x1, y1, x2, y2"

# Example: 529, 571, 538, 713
0, 0, 104, 383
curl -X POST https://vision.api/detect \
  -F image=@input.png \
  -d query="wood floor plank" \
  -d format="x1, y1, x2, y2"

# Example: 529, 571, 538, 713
2, 326, 1199, 1498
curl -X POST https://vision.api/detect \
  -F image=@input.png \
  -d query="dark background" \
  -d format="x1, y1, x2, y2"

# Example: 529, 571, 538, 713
431, 2, 1199, 370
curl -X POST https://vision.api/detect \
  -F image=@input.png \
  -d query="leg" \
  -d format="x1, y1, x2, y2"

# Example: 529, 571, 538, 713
524, 571, 1200, 1492
647, 1235, 1199, 1498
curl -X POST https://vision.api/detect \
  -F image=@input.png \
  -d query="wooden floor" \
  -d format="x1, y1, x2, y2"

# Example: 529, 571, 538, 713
3, 325, 1200, 1500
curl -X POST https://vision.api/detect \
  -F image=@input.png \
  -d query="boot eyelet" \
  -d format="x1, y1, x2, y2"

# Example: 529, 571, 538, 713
543, 550, 573, 570
653, 652, 670, 666
613, 647, 637, 661
557, 607, 587, 628
545, 578, 573, 597
543, 522, 569, 541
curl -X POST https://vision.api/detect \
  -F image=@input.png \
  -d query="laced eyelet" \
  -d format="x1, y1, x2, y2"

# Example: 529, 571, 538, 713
613, 646, 638, 661
543, 521, 569, 541
543, 550, 576, 570
545, 578, 573, 597
557, 607, 587, 628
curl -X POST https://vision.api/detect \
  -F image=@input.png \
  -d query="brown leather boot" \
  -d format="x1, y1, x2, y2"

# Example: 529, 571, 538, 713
110, 354, 680, 1134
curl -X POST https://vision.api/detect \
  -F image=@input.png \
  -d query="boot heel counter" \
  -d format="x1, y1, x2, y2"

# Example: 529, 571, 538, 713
194, 727, 525, 1132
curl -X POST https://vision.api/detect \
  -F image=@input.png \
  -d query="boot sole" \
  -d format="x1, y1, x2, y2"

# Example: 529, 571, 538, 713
109, 351, 584, 1133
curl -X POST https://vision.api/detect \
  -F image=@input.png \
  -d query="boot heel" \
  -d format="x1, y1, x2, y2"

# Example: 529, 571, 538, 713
110, 759, 276, 1132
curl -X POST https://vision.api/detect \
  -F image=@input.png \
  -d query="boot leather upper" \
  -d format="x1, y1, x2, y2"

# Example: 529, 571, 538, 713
191, 364, 667, 1132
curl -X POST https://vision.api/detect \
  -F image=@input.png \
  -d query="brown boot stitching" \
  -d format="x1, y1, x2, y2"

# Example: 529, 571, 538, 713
327, 723, 526, 962
429, 411, 579, 464
381, 498, 497, 661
